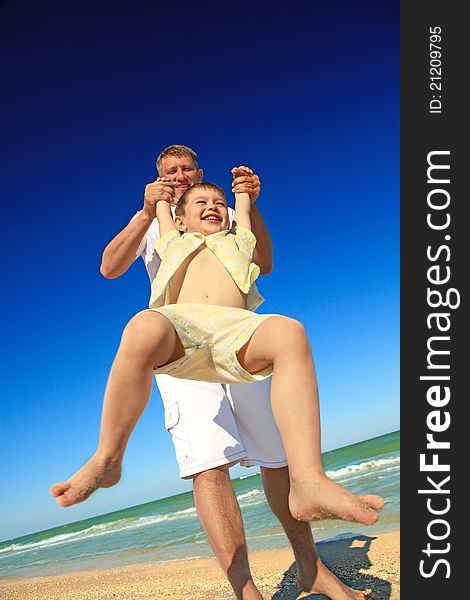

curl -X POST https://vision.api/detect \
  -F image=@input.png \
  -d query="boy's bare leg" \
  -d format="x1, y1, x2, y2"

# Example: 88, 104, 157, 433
193, 466, 262, 600
50, 311, 182, 507
237, 317, 384, 525
262, 466, 369, 599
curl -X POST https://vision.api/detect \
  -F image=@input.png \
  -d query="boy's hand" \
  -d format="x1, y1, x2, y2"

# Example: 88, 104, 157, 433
231, 166, 260, 204
143, 177, 177, 216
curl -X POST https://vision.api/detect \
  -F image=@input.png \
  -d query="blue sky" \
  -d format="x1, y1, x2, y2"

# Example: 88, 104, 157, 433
0, 0, 399, 541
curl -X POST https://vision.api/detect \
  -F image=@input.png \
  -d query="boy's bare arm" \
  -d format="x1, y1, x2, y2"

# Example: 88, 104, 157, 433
155, 177, 178, 236
100, 179, 176, 279
156, 201, 178, 236
234, 191, 252, 230
232, 166, 273, 274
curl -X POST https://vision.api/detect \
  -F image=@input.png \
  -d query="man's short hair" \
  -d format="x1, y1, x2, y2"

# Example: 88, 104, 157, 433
156, 144, 198, 175
175, 183, 226, 217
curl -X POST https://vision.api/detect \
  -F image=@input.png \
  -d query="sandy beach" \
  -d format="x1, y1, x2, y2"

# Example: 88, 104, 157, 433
0, 530, 399, 599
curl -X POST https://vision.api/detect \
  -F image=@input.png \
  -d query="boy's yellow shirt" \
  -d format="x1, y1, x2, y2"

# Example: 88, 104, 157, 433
149, 226, 264, 311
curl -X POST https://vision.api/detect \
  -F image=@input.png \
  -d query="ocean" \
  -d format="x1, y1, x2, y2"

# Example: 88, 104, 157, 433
0, 430, 399, 580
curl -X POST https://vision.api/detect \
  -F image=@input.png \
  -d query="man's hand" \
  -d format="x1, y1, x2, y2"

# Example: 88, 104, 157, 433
143, 177, 177, 217
231, 166, 260, 204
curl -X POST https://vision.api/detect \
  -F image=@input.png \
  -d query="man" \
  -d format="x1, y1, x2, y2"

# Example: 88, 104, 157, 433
53, 145, 369, 600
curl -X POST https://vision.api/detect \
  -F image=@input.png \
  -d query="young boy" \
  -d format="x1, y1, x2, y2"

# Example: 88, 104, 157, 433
51, 176, 383, 525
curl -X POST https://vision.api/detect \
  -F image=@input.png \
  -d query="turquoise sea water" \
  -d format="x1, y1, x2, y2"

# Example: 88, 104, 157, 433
0, 430, 399, 579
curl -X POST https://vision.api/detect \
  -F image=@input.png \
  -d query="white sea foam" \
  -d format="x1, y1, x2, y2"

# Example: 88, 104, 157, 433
0, 520, 129, 558
325, 456, 400, 481
236, 489, 266, 508
0, 507, 200, 558
239, 472, 259, 480
237, 489, 261, 501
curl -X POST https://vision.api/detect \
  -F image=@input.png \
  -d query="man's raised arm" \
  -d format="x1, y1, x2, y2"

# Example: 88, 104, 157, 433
231, 167, 273, 275
100, 179, 176, 279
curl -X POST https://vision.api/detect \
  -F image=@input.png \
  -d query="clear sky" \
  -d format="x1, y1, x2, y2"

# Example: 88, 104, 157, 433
0, 0, 399, 541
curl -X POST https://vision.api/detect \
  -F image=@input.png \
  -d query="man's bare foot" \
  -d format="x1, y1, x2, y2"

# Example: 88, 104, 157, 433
296, 553, 368, 599
289, 475, 384, 525
49, 454, 122, 507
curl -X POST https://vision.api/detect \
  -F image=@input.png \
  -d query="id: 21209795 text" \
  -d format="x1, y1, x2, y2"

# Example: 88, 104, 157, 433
429, 26, 443, 114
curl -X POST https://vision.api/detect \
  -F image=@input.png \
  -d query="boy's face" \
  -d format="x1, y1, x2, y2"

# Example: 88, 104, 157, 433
175, 189, 230, 235
160, 155, 203, 201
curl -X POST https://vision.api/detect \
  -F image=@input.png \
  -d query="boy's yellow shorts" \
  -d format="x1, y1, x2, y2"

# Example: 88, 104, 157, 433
149, 303, 276, 384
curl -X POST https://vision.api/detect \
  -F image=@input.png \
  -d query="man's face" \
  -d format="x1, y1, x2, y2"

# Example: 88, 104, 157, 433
175, 189, 230, 235
160, 155, 203, 201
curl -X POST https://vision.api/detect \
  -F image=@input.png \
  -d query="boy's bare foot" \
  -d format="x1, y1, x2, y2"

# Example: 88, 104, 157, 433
49, 454, 122, 507
289, 475, 384, 525
297, 553, 369, 599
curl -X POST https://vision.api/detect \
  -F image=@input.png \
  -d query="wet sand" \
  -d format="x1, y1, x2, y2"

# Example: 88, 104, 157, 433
0, 530, 399, 599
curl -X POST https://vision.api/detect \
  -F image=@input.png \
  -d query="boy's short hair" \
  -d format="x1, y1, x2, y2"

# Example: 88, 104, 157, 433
156, 145, 198, 175
175, 183, 226, 217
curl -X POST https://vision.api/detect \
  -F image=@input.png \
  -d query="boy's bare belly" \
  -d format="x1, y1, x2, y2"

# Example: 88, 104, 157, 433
170, 245, 247, 308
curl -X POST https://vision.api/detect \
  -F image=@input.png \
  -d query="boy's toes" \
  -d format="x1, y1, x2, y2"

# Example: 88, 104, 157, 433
361, 495, 385, 510
49, 481, 84, 507
55, 490, 79, 507
360, 509, 379, 525
49, 482, 71, 497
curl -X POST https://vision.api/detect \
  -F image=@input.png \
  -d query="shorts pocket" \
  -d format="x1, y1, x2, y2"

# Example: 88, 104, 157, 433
164, 402, 192, 466
164, 402, 180, 430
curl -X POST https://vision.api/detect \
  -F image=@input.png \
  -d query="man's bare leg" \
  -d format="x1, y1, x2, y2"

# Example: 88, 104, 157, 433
262, 466, 369, 599
50, 311, 182, 507
237, 316, 384, 525
193, 465, 262, 600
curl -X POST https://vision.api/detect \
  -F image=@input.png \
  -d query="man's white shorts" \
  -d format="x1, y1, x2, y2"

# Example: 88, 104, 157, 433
156, 374, 287, 479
